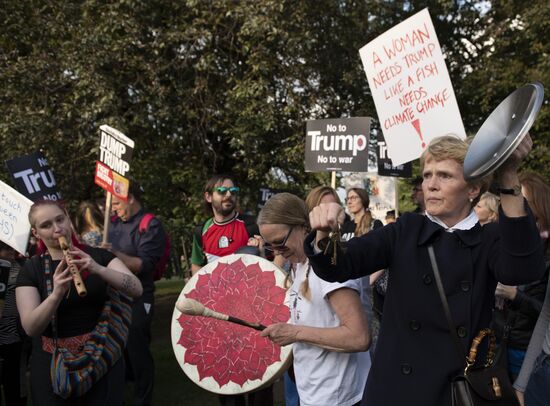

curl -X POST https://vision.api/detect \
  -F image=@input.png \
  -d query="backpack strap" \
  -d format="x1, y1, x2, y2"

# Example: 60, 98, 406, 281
139, 213, 155, 234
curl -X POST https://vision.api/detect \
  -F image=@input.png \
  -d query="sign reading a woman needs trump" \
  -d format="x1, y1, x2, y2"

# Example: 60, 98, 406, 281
359, 8, 465, 166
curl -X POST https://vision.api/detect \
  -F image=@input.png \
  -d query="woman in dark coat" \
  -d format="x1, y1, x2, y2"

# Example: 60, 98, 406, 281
306, 135, 546, 406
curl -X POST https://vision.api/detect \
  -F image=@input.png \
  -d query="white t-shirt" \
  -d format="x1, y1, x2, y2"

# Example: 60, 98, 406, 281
290, 261, 371, 406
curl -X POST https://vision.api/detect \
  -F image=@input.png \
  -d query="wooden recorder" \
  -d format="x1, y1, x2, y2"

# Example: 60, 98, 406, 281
58, 236, 87, 297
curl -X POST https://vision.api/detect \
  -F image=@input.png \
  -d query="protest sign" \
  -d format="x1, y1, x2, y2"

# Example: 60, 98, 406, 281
359, 8, 465, 165
256, 187, 288, 210
377, 133, 412, 177
94, 161, 130, 201
5, 152, 62, 201
366, 175, 397, 222
0, 180, 33, 255
342, 173, 396, 225
98, 125, 134, 177
305, 117, 370, 172
97, 125, 134, 243
305, 117, 371, 172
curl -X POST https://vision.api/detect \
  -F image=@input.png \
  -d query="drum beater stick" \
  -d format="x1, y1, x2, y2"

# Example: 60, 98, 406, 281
176, 298, 266, 331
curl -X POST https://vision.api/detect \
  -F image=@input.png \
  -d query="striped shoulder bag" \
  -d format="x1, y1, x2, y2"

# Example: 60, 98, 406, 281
43, 255, 132, 399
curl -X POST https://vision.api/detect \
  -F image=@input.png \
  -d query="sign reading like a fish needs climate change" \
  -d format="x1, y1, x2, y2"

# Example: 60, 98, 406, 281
359, 8, 465, 166
305, 117, 371, 172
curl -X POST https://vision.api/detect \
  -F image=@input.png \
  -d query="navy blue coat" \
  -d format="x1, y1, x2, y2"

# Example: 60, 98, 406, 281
305, 207, 545, 406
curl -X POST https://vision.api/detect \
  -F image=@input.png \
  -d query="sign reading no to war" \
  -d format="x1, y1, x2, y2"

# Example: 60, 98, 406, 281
359, 8, 465, 166
305, 117, 371, 172
0, 180, 33, 255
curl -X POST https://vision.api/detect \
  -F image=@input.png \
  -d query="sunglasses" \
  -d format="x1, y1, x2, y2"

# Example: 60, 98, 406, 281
213, 186, 240, 195
264, 226, 294, 253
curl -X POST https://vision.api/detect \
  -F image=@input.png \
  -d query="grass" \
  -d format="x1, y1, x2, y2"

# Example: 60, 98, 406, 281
143, 278, 219, 405
154, 277, 187, 298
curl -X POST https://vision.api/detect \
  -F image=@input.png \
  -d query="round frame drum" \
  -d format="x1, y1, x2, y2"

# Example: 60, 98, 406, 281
464, 82, 544, 181
171, 254, 292, 395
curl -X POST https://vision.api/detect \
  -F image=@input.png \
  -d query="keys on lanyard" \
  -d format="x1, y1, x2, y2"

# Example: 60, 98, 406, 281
323, 230, 342, 265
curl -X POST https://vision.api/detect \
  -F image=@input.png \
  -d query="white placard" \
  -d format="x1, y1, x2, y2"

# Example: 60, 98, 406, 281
0, 180, 33, 255
341, 173, 396, 225
359, 8, 465, 165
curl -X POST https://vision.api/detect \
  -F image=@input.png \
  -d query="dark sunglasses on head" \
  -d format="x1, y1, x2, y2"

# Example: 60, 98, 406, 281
264, 226, 295, 253
213, 186, 240, 195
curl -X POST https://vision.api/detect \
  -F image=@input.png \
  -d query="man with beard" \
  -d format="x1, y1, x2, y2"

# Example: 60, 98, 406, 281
109, 180, 167, 406
191, 174, 268, 406
191, 174, 258, 275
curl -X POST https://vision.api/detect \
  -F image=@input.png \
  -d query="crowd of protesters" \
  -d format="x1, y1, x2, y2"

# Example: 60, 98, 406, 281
1, 132, 549, 406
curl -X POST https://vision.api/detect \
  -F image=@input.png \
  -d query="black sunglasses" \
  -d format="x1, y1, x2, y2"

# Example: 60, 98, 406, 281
213, 186, 240, 195
264, 226, 295, 253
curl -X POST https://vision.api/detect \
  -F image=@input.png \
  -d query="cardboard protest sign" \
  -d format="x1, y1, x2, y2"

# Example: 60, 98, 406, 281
98, 125, 134, 177
305, 117, 371, 172
5, 152, 62, 201
0, 180, 33, 255
359, 8, 465, 165
377, 133, 412, 177
365, 175, 396, 224
342, 173, 396, 225
94, 161, 130, 201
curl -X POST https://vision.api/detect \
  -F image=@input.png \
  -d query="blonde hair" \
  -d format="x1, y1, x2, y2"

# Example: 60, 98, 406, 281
257, 193, 311, 300
420, 135, 491, 207
305, 186, 342, 212
74, 201, 103, 235
479, 192, 500, 222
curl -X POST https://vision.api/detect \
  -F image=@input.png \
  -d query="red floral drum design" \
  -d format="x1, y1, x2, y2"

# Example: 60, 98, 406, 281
171, 254, 292, 394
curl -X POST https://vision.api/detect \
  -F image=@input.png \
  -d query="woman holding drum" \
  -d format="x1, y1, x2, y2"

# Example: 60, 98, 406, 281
16, 200, 142, 405
258, 193, 371, 406
306, 134, 546, 406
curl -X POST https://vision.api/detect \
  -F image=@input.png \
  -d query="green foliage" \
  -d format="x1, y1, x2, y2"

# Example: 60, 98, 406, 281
1, 0, 548, 248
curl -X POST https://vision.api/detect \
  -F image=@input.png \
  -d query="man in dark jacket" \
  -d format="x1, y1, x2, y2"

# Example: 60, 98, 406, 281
492, 264, 550, 380
109, 181, 166, 406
